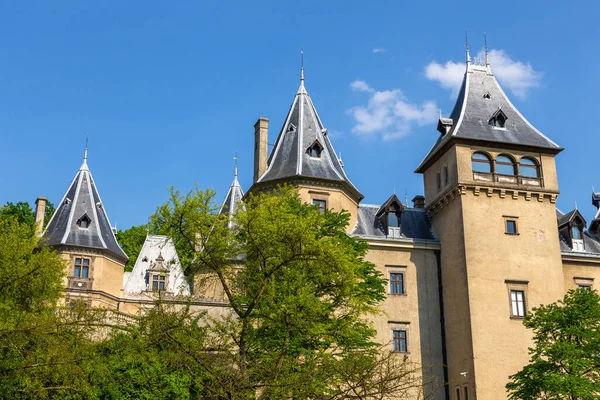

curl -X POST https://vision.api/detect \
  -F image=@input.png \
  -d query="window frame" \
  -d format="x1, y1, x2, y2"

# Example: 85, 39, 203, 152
495, 154, 517, 176
73, 257, 90, 278
504, 216, 519, 235
392, 329, 408, 353
510, 289, 526, 318
471, 152, 492, 174
151, 274, 167, 291
518, 157, 540, 178
312, 199, 327, 213
389, 272, 405, 295
506, 280, 528, 319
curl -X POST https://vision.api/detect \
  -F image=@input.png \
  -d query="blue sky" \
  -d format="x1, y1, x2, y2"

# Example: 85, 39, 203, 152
1, 1, 599, 229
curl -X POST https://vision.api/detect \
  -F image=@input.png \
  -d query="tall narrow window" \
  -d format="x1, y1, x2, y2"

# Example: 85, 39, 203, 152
471, 152, 492, 173
390, 273, 404, 295
456, 388, 461, 400
312, 199, 326, 213
519, 157, 539, 178
388, 212, 400, 228
496, 155, 516, 176
444, 165, 449, 185
510, 290, 526, 317
464, 386, 469, 400
393, 330, 407, 352
436, 172, 441, 191
74, 258, 90, 278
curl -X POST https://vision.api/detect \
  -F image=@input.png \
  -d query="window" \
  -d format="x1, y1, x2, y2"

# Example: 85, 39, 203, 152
388, 212, 400, 228
312, 199, 326, 213
390, 273, 404, 295
489, 110, 507, 127
393, 330, 407, 352
505, 220, 517, 234
572, 226, 582, 240
575, 278, 593, 289
578, 284, 592, 290
73, 257, 90, 278
456, 388, 460, 400
519, 157, 539, 178
471, 152, 492, 173
483, 92, 491, 99
436, 172, 441, 191
306, 141, 323, 158
496, 155, 516, 176
510, 290, 526, 317
464, 386, 469, 400
444, 165, 449, 185
572, 226, 585, 252
76, 213, 92, 229
151, 274, 167, 291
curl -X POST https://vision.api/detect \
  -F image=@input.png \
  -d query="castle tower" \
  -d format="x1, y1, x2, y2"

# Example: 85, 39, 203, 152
416, 48, 564, 399
43, 148, 128, 307
248, 68, 363, 229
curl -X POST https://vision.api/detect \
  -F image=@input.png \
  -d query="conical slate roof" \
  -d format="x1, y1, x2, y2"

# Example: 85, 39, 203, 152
219, 163, 245, 229
43, 150, 128, 263
257, 70, 362, 200
417, 51, 562, 172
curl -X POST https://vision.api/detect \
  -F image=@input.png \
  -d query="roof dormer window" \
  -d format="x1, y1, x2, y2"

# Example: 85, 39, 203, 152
489, 110, 507, 128
288, 123, 296, 133
306, 141, 323, 158
483, 92, 491, 99
76, 213, 91, 229
375, 194, 404, 239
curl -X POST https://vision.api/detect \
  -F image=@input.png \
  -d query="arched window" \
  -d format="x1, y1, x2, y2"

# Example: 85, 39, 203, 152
519, 157, 539, 178
496, 155, 516, 176
471, 152, 492, 173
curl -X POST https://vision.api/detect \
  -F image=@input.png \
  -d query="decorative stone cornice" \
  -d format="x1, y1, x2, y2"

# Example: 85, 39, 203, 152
427, 184, 558, 216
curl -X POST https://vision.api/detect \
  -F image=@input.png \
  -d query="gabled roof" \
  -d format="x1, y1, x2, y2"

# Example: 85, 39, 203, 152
417, 52, 562, 173
557, 208, 586, 228
219, 163, 245, 229
123, 235, 190, 295
256, 70, 363, 200
43, 150, 128, 263
375, 193, 405, 218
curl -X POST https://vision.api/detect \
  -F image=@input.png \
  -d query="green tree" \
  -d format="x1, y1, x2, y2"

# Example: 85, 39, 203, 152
0, 217, 95, 399
0, 201, 55, 229
506, 289, 600, 400
116, 224, 148, 271
151, 185, 431, 399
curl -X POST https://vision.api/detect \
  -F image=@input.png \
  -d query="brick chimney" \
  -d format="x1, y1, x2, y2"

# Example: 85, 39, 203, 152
34, 196, 47, 236
253, 117, 269, 183
412, 195, 425, 209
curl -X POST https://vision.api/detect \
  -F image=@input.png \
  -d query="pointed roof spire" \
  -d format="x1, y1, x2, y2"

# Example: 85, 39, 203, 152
220, 156, 246, 229
255, 66, 362, 201
42, 150, 128, 263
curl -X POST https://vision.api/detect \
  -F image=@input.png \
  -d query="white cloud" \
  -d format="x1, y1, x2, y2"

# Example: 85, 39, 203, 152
425, 49, 543, 99
372, 48, 387, 53
348, 83, 438, 141
350, 80, 374, 93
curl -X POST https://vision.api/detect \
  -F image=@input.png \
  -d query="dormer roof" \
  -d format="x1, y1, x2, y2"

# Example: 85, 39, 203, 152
256, 70, 363, 201
375, 193, 405, 218
417, 53, 562, 173
557, 209, 587, 228
42, 149, 128, 264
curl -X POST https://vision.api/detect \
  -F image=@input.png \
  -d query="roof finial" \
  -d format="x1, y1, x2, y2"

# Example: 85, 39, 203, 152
484, 33, 489, 64
575, 201, 578, 210
233, 153, 238, 180
465, 31, 471, 64
81, 134, 89, 171
298, 47, 307, 94
405, 189, 408, 207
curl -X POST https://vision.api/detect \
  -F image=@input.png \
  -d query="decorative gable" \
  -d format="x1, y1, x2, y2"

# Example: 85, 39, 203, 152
375, 194, 405, 238
488, 109, 507, 128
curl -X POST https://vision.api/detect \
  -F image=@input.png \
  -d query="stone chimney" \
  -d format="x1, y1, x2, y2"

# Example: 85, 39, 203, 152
412, 195, 425, 209
34, 197, 47, 236
253, 117, 269, 183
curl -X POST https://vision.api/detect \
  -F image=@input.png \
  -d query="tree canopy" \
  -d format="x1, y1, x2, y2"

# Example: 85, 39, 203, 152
506, 288, 600, 400
0, 201, 55, 230
115, 224, 148, 271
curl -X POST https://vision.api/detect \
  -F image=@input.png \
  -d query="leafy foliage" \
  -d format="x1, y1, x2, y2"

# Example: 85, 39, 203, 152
116, 224, 148, 271
506, 289, 600, 400
0, 201, 55, 229
151, 185, 426, 399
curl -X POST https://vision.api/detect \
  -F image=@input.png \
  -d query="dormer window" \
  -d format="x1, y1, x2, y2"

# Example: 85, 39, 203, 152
572, 224, 585, 252
559, 210, 587, 252
306, 141, 323, 158
376, 194, 404, 239
483, 92, 491, 99
489, 110, 507, 128
288, 123, 296, 133
76, 213, 92, 229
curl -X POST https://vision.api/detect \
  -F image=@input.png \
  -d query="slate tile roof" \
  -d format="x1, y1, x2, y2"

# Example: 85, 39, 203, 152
352, 204, 436, 241
417, 58, 562, 173
43, 152, 128, 263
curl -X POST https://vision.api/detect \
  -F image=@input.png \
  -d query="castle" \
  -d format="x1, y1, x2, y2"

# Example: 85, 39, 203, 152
33, 48, 600, 400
